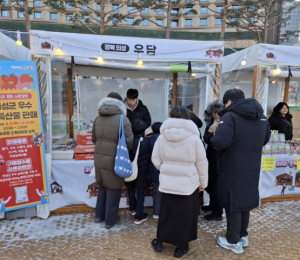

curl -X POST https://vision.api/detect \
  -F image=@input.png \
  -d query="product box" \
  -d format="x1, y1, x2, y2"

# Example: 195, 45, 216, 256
77, 133, 92, 141
291, 111, 300, 128
75, 153, 94, 161
75, 145, 95, 154
77, 139, 94, 146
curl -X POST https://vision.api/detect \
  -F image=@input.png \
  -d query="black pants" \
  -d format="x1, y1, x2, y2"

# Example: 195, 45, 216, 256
210, 194, 223, 217
225, 210, 250, 244
95, 185, 121, 226
127, 186, 145, 220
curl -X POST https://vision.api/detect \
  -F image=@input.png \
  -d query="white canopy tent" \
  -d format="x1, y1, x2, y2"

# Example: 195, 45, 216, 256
222, 44, 300, 115
0, 32, 31, 61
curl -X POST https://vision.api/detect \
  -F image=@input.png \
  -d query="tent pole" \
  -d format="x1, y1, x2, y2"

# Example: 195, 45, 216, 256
172, 73, 178, 107
252, 65, 258, 98
284, 78, 290, 103
68, 68, 74, 139
213, 64, 221, 99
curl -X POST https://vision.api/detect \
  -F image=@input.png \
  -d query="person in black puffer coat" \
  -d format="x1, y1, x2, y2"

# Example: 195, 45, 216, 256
125, 89, 152, 129
126, 119, 150, 225
210, 89, 270, 254
147, 122, 163, 219
268, 102, 293, 140
202, 100, 224, 221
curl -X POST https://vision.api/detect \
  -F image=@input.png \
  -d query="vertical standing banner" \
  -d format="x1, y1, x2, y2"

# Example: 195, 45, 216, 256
0, 61, 48, 213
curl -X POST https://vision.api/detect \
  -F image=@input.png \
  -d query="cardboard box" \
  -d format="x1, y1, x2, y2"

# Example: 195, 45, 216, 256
293, 128, 300, 139
75, 153, 94, 161
77, 139, 94, 146
77, 133, 92, 141
291, 111, 300, 128
75, 145, 95, 154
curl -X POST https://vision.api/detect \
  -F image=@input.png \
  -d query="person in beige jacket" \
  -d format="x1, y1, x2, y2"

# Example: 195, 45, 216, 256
150, 105, 208, 259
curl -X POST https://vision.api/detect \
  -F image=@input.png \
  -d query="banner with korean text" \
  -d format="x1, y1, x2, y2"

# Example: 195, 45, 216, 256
0, 61, 48, 213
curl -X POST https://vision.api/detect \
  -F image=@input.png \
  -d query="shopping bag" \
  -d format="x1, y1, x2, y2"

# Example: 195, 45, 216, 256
89, 167, 95, 178
125, 137, 143, 182
114, 114, 133, 178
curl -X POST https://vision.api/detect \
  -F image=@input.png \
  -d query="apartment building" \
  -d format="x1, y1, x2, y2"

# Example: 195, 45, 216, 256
280, 1, 300, 46
0, 0, 238, 33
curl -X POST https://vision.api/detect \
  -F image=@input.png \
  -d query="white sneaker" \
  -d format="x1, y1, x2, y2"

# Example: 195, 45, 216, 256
153, 215, 159, 219
217, 236, 244, 254
240, 236, 249, 247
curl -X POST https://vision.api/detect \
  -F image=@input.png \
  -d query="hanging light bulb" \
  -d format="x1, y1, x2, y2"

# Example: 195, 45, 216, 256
191, 73, 196, 77
240, 55, 247, 66
56, 42, 63, 55
16, 30, 22, 46
137, 54, 143, 66
275, 65, 281, 75
97, 50, 103, 62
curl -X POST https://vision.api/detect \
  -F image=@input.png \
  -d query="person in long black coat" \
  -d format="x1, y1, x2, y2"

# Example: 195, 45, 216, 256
202, 100, 224, 221
125, 89, 151, 129
126, 119, 150, 225
268, 102, 293, 140
210, 89, 270, 254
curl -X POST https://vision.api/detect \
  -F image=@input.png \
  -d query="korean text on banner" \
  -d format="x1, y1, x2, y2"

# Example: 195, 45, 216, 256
0, 61, 49, 213
262, 157, 276, 171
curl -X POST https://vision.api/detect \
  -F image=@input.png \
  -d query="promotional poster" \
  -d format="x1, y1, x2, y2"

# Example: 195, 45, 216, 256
0, 61, 49, 212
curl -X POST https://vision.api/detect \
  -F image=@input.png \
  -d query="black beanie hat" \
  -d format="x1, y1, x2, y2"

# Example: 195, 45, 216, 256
132, 119, 147, 135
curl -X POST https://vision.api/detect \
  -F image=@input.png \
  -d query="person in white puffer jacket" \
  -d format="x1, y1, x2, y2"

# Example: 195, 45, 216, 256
150, 105, 208, 259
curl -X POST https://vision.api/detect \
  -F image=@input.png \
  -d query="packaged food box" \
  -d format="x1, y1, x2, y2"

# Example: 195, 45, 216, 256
279, 133, 286, 142
77, 139, 94, 146
75, 145, 95, 154
75, 153, 94, 161
77, 133, 92, 141
272, 133, 279, 142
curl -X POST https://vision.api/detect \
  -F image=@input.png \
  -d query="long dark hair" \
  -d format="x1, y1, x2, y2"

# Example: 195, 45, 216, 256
170, 105, 191, 119
273, 102, 290, 115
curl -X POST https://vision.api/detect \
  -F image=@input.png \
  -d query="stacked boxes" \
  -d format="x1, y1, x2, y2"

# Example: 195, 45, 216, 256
75, 132, 95, 160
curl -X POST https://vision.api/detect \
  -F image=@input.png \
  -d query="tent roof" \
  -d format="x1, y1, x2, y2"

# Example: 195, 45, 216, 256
0, 32, 31, 61
222, 44, 300, 73
30, 30, 224, 63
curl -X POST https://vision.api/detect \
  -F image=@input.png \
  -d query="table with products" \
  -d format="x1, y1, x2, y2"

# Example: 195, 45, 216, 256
260, 134, 300, 199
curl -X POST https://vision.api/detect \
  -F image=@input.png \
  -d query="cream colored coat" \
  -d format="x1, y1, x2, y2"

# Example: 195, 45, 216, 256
152, 118, 208, 195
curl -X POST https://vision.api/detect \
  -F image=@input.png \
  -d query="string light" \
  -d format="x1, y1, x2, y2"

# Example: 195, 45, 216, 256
16, 30, 22, 46
137, 54, 143, 66
97, 50, 103, 62
191, 73, 196, 77
275, 65, 281, 75
240, 55, 247, 66
56, 42, 63, 55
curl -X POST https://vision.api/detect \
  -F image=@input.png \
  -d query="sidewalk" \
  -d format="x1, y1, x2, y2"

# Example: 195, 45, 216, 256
1, 200, 300, 260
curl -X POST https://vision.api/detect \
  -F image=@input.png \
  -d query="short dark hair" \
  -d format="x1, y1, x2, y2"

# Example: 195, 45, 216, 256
223, 89, 245, 105
170, 105, 191, 120
107, 92, 122, 101
273, 102, 289, 114
151, 122, 162, 134
127, 89, 139, 99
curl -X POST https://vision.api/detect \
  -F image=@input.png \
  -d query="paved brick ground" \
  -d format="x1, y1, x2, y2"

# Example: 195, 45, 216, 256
1, 200, 300, 260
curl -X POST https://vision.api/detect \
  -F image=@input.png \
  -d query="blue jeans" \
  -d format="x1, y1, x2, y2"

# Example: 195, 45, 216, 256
152, 182, 162, 216
127, 186, 145, 220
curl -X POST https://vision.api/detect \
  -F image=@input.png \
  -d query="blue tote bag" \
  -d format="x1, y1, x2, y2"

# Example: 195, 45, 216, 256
114, 114, 133, 178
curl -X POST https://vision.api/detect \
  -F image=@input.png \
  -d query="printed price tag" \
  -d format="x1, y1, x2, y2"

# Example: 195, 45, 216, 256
297, 157, 300, 170
262, 157, 276, 171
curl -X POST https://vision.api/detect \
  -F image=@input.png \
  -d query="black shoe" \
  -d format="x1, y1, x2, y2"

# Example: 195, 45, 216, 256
201, 205, 212, 212
105, 216, 120, 229
94, 217, 105, 223
204, 213, 223, 221
151, 238, 162, 252
174, 246, 189, 258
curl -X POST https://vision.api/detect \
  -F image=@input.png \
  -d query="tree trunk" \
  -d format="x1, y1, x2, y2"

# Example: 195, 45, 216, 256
165, 0, 172, 39
263, 17, 268, 43
220, 0, 228, 41
100, 0, 105, 34
24, 1, 31, 48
